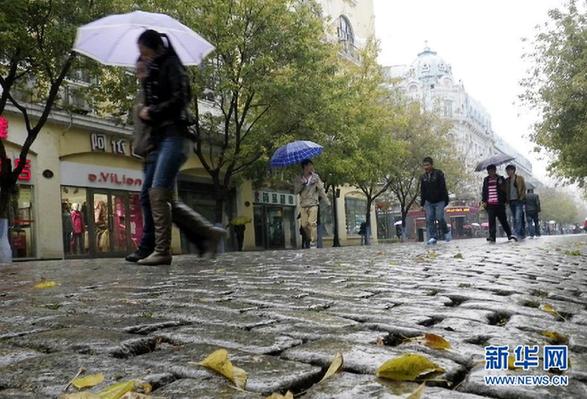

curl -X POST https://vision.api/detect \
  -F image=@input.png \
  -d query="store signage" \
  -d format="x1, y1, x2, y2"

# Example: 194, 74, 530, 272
88, 172, 142, 187
446, 207, 470, 214
254, 190, 296, 207
90, 133, 131, 156
0, 158, 32, 182
61, 161, 143, 191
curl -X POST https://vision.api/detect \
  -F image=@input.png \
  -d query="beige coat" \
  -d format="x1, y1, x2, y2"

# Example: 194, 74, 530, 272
294, 173, 330, 208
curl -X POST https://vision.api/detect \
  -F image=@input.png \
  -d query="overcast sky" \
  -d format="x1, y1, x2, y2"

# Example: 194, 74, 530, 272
373, 0, 565, 183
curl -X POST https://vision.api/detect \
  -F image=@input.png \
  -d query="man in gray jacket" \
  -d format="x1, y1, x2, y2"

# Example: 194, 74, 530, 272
525, 188, 542, 238
294, 160, 330, 249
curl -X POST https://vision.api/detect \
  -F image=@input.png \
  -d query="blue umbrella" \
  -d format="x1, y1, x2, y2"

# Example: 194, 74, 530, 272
270, 140, 323, 168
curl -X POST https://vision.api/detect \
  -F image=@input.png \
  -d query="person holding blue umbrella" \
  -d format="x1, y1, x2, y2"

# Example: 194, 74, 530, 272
294, 159, 330, 249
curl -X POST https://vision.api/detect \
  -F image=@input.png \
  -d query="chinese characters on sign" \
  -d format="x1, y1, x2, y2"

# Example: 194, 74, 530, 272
90, 133, 132, 156
485, 345, 568, 371
254, 191, 296, 207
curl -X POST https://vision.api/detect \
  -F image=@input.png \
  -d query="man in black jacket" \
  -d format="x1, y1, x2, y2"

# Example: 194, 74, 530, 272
525, 189, 541, 238
481, 164, 516, 243
420, 157, 451, 245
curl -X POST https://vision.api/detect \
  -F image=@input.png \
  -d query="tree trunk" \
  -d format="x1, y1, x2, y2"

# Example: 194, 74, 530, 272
401, 208, 408, 241
365, 198, 373, 246
331, 187, 341, 247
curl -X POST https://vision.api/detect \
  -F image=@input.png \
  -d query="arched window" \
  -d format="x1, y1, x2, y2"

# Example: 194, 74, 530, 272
337, 15, 354, 47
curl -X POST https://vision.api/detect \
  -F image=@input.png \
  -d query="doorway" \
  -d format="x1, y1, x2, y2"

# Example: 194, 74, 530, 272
61, 186, 142, 258
253, 205, 296, 250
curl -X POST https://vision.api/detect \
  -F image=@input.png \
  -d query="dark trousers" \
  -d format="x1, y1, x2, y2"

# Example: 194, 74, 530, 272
487, 204, 512, 239
527, 212, 541, 237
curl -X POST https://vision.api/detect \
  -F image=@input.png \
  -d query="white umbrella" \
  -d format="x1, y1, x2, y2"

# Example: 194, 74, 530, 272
73, 11, 214, 67
471, 222, 480, 227
394, 220, 403, 226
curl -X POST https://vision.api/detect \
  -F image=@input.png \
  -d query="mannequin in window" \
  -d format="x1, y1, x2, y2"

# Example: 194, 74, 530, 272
94, 200, 109, 252
62, 202, 73, 255
70, 203, 85, 254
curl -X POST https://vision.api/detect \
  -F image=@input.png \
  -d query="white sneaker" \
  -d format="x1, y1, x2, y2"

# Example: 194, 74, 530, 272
427, 238, 437, 245
309, 242, 318, 249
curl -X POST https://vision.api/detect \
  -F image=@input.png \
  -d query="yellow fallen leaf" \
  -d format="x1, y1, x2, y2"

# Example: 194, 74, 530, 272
34, 279, 58, 289
423, 333, 451, 350
508, 355, 521, 371
541, 331, 569, 344
199, 349, 247, 389
73, 373, 105, 390
376, 353, 445, 381
62, 393, 100, 399
407, 383, 426, 399
541, 304, 565, 320
97, 380, 135, 399
320, 352, 344, 382
453, 253, 464, 259
265, 392, 294, 399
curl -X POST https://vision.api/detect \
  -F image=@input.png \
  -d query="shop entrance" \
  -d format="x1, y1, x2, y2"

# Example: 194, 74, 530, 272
253, 205, 296, 250
61, 186, 142, 258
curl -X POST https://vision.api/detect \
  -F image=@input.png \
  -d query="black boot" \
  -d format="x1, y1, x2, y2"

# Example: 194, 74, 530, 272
125, 247, 153, 262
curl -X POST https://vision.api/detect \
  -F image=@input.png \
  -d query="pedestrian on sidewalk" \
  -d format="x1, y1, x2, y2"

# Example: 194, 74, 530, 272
420, 157, 451, 245
359, 221, 367, 245
126, 30, 225, 266
505, 164, 527, 240
294, 159, 330, 249
482, 164, 517, 243
525, 188, 542, 239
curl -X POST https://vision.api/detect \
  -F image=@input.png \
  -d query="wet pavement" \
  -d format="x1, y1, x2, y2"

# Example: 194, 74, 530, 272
0, 235, 586, 398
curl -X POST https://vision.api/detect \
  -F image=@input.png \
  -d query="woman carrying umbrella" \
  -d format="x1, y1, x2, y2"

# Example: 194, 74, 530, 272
130, 30, 217, 265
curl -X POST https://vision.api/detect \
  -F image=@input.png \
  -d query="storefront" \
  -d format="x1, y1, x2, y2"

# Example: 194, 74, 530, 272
252, 190, 297, 250
60, 162, 144, 258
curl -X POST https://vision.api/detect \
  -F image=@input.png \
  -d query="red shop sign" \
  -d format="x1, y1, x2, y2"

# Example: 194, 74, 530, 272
0, 159, 32, 182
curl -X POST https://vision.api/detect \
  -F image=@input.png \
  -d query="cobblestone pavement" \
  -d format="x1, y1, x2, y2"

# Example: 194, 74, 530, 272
1, 235, 586, 399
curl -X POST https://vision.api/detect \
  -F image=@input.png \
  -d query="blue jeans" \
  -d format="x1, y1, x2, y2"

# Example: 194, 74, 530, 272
138, 136, 188, 252
424, 201, 448, 240
509, 200, 525, 238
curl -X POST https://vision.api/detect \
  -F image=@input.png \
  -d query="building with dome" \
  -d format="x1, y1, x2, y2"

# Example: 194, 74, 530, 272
386, 45, 536, 181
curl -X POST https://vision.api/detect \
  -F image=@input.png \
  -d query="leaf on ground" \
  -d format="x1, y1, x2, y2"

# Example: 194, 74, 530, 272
62, 393, 100, 399
423, 333, 451, 350
97, 380, 135, 399
508, 355, 522, 371
198, 349, 247, 390
541, 331, 569, 344
453, 253, 464, 259
376, 353, 445, 381
407, 383, 426, 399
265, 391, 294, 399
34, 279, 58, 289
73, 373, 105, 390
564, 250, 581, 256
320, 352, 344, 382
541, 303, 565, 320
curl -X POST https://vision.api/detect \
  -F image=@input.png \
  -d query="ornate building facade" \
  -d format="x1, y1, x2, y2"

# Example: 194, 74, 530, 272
386, 45, 533, 178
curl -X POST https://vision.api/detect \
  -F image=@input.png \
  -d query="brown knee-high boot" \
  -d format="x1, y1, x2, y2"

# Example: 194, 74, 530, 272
139, 187, 173, 266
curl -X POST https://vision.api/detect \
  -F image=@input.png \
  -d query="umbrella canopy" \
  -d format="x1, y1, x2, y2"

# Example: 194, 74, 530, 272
471, 222, 481, 227
270, 140, 323, 168
475, 154, 515, 172
394, 220, 403, 226
73, 11, 214, 67
481, 222, 489, 228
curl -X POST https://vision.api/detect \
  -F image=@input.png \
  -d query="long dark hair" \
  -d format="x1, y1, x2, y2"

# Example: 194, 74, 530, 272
137, 29, 181, 62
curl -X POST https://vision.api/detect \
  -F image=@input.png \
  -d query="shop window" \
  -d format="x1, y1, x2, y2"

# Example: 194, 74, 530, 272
61, 186, 89, 256
345, 196, 367, 235
9, 185, 35, 258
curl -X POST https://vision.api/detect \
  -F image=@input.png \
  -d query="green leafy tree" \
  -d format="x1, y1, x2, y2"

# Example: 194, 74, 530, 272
540, 187, 581, 225
0, 0, 119, 218
326, 42, 404, 244
521, 0, 587, 187
385, 99, 471, 234
170, 0, 336, 223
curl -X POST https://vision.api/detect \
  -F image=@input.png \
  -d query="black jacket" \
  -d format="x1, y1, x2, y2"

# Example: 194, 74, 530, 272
482, 175, 507, 205
420, 169, 449, 206
142, 52, 192, 138
525, 192, 541, 213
